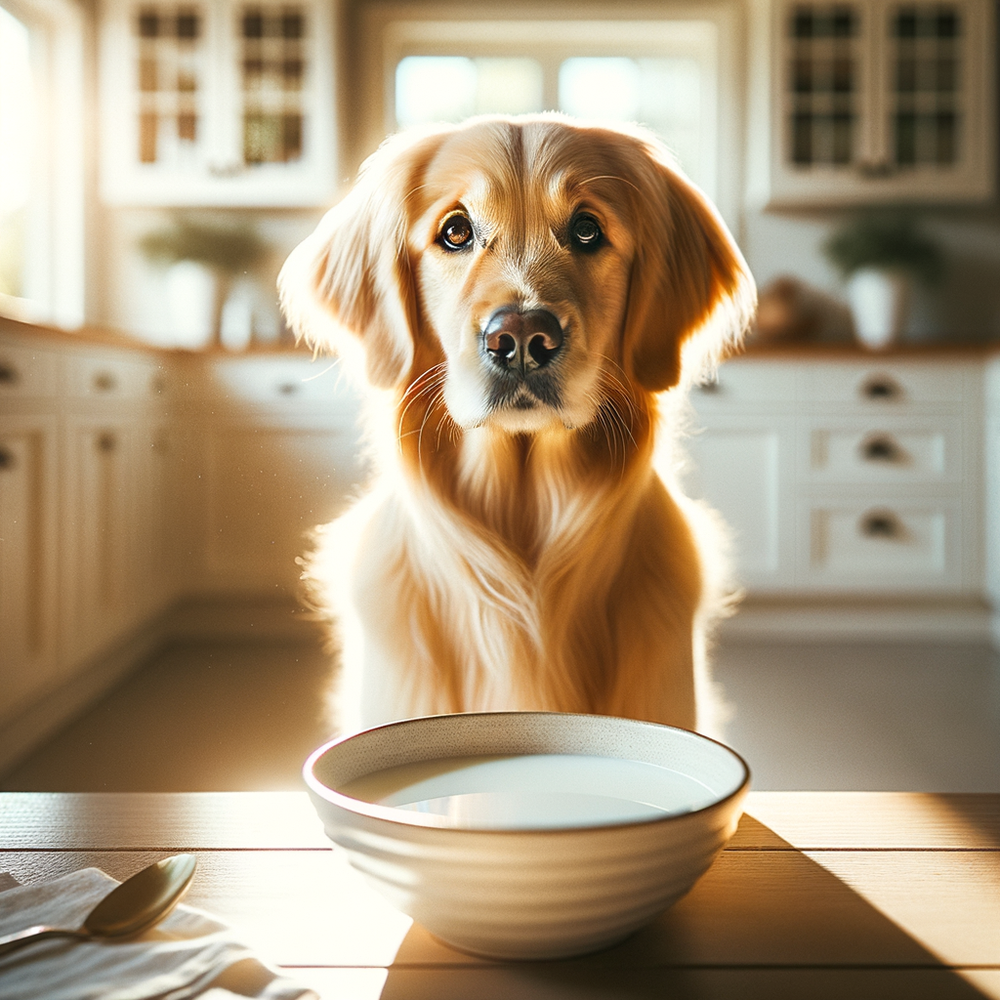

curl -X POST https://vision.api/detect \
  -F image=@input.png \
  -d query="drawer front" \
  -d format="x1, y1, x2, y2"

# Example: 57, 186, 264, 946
67, 350, 166, 400
807, 417, 962, 484
802, 499, 963, 590
690, 359, 799, 412
801, 362, 973, 408
0, 338, 60, 399
205, 356, 362, 411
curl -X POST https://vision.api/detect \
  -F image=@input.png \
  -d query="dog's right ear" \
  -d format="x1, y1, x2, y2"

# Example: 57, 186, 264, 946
279, 131, 443, 389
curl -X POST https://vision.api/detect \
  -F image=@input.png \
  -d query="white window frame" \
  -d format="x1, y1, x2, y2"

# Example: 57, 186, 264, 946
353, 1, 746, 232
0, 0, 85, 328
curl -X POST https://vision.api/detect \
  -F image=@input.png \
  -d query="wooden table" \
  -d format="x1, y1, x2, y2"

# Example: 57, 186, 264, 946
1, 791, 998, 999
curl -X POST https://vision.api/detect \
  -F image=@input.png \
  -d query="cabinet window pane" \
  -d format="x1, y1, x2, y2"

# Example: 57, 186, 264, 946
786, 3, 859, 166
889, 3, 961, 167
240, 3, 308, 164
135, 3, 204, 166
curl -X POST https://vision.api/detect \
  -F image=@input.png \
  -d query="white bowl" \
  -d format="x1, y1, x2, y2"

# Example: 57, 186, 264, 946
304, 712, 749, 960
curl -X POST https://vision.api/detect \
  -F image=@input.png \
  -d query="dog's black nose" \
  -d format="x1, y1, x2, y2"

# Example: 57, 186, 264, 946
483, 307, 564, 372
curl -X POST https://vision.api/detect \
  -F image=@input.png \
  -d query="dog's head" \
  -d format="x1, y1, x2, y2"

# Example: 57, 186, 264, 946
280, 115, 754, 435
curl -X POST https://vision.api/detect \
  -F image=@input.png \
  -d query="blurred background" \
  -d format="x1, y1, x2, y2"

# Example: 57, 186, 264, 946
1, 0, 998, 794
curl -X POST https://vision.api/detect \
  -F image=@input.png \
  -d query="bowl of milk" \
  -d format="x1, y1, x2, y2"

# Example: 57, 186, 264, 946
303, 712, 749, 960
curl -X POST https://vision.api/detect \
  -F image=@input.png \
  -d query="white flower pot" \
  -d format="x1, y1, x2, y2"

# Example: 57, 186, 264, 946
165, 261, 217, 349
846, 267, 911, 350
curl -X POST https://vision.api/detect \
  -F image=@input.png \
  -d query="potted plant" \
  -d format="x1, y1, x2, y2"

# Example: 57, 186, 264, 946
823, 212, 944, 350
139, 216, 270, 348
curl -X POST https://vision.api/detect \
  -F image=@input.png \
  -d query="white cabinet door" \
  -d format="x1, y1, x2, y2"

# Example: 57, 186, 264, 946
63, 419, 137, 667
0, 415, 60, 717
761, 0, 996, 205
682, 422, 793, 590
201, 420, 366, 591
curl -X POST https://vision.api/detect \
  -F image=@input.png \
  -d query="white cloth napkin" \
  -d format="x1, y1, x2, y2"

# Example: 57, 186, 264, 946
0, 868, 319, 1000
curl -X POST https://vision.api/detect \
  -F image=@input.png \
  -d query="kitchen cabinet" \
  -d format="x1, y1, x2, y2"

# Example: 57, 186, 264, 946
752, 0, 996, 206
174, 353, 367, 595
0, 330, 366, 772
685, 353, 984, 597
0, 332, 177, 746
98, 0, 336, 205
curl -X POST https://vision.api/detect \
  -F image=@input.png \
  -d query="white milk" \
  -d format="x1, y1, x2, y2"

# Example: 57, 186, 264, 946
340, 754, 719, 829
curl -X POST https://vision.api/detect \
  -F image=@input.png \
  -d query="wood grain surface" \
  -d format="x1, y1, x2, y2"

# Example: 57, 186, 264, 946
1, 792, 997, 1000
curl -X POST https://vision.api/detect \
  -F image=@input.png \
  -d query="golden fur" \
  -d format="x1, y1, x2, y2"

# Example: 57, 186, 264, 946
279, 115, 755, 735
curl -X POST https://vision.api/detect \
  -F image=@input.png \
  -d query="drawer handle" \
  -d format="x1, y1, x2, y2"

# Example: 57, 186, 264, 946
0, 446, 15, 470
860, 510, 902, 539
93, 371, 117, 392
860, 374, 902, 401
0, 362, 19, 385
860, 433, 903, 463
97, 431, 117, 453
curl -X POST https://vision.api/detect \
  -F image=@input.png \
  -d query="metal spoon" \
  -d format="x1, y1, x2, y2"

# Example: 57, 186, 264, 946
0, 854, 197, 957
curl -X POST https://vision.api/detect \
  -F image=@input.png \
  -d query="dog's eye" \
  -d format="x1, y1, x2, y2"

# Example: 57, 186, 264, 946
439, 213, 475, 251
570, 214, 602, 251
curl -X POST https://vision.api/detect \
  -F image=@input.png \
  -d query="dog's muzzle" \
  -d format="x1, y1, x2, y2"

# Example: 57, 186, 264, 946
482, 307, 564, 375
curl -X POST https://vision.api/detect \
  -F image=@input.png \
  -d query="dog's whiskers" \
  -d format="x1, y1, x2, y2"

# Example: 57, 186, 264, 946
398, 364, 448, 446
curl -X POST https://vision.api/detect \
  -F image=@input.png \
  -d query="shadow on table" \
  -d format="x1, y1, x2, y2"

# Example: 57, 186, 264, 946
377, 813, 992, 1000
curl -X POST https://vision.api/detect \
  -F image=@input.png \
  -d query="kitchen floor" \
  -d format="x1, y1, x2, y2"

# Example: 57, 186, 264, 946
2, 636, 999, 792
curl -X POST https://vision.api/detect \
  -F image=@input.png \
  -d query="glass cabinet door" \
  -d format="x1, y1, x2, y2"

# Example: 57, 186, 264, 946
100, 0, 335, 206
765, 0, 994, 205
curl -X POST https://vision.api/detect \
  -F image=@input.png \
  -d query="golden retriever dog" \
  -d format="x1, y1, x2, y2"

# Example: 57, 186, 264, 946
279, 114, 755, 736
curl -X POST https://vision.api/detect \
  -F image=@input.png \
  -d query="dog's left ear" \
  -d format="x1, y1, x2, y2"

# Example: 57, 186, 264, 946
623, 147, 755, 393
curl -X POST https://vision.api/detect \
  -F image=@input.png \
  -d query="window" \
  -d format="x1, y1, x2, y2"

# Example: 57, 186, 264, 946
0, 5, 32, 303
395, 50, 710, 191
0, 0, 84, 327
361, 11, 742, 221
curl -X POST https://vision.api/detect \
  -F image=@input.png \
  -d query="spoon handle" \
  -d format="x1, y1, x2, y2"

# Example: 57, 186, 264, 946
0, 925, 89, 957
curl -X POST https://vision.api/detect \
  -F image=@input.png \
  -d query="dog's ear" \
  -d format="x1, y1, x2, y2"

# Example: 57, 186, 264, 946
279, 132, 443, 389
622, 144, 755, 393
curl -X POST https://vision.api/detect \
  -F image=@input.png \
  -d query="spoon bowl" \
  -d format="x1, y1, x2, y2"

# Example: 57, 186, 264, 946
0, 854, 197, 957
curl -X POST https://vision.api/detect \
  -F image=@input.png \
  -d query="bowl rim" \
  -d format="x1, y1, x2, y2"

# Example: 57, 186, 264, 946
303, 711, 751, 834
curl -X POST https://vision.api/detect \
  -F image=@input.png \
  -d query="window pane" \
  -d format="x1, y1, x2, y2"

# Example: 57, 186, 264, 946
559, 57, 641, 121
0, 5, 33, 298
637, 57, 704, 179
396, 56, 476, 126
395, 56, 543, 127
560, 56, 706, 183
472, 58, 543, 116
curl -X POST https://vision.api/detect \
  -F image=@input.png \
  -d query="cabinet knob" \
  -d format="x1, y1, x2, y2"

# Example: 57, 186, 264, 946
857, 160, 895, 179
0, 446, 15, 470
860, 432, 903, 463
860, 374, 902, 401
97, 431, 117, 453
859, 509, 902, 539
0, 362, 19, 386
93, 371, 117, 392
277, 381, 300, 396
